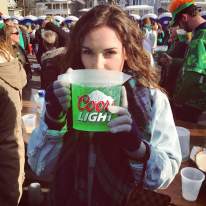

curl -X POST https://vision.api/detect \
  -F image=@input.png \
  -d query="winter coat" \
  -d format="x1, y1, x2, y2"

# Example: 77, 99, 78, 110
40, 47, 67, 89
0, 56, 27, 206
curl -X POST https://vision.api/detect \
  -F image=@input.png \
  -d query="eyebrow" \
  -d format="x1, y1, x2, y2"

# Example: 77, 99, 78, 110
81, 46, 91, 49
81, 46, 118, 50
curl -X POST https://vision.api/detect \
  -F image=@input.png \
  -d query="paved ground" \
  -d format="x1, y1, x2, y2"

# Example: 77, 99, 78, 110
20, 55, 50, 206
22, 55, 41, 102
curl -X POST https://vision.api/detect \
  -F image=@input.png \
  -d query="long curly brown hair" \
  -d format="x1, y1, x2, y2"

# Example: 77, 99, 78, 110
64, 4, 159, 88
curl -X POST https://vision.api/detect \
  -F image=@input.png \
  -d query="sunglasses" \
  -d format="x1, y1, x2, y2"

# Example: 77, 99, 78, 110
11, 31, 19, 35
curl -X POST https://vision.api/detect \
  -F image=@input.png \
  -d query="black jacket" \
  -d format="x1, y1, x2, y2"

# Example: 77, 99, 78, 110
36, 22, 69, 65
40, 47, 67, 89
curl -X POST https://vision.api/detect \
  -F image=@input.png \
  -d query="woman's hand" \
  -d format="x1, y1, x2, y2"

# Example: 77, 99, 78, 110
107, 86, 149, 159
107, 86, 142, 152
54, 68, 73, 111
45, 69, 72, 124
108, 86, 132, 133
157, 53, 172, 66
53, 79, 71, 111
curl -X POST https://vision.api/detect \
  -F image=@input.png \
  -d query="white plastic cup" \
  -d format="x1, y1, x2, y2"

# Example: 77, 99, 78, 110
176, 126, 190, 161
181, 167, 205, 201
22, 114, 36, 133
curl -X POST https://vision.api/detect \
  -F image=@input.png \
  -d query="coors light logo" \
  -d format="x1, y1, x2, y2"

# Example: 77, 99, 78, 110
77, 90, 114, 122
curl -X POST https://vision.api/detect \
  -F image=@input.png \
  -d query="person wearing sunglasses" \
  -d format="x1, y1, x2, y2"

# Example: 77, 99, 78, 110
0, 27, 27, 206
11, 31, 19, 35
5, 25, 32, 81
10, 30, 20, 43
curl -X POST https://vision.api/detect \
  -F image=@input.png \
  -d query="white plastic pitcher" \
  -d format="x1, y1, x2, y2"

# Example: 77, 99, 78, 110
58, 69, 131, 132
58, 69, 131, 86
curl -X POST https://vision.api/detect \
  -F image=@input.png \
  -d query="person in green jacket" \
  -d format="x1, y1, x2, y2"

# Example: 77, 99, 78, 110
166, 0, 206, 122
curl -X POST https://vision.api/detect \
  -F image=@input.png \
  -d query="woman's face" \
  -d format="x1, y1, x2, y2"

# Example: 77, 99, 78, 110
10, 28, 19, 44
81, 26, 127, 71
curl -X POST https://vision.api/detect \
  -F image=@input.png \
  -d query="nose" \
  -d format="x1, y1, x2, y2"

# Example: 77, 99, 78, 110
92, 54, 105, 70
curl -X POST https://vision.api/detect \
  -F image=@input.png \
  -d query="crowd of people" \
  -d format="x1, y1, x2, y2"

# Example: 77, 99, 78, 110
0, 0, 206, 205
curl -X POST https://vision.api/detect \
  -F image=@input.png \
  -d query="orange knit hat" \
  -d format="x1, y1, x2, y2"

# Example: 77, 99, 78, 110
168, 0, 195, 25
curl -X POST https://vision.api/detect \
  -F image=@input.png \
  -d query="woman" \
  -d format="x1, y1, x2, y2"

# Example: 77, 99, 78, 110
28, 5, 181, 206
5, 25, 32, 81
0, 28, 27, 205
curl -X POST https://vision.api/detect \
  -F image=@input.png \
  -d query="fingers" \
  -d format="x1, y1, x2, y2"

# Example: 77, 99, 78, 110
53, 80, 71, 111
107, 106, 132, 134
66, 67, 73, 73
54, 79, 70, 89
53, 80, 70, 97
57, 68, 73, 82
108, 115, 132, 127
158, 54, 172, 65
108, 105, 129, 115
158, 54, 167, 61
110, 124, 132, 133
121, 86, 128, 108
162, 53, 172, 61
107, 86, 132, 134
107, 86, 128, 113
58, 95, 71, 110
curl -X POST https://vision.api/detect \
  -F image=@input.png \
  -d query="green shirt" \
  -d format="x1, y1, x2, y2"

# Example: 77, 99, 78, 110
173, 27, 206, 110
183, 28, 206, 75
0, 23, 4, 30
19, 30, 25, 50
